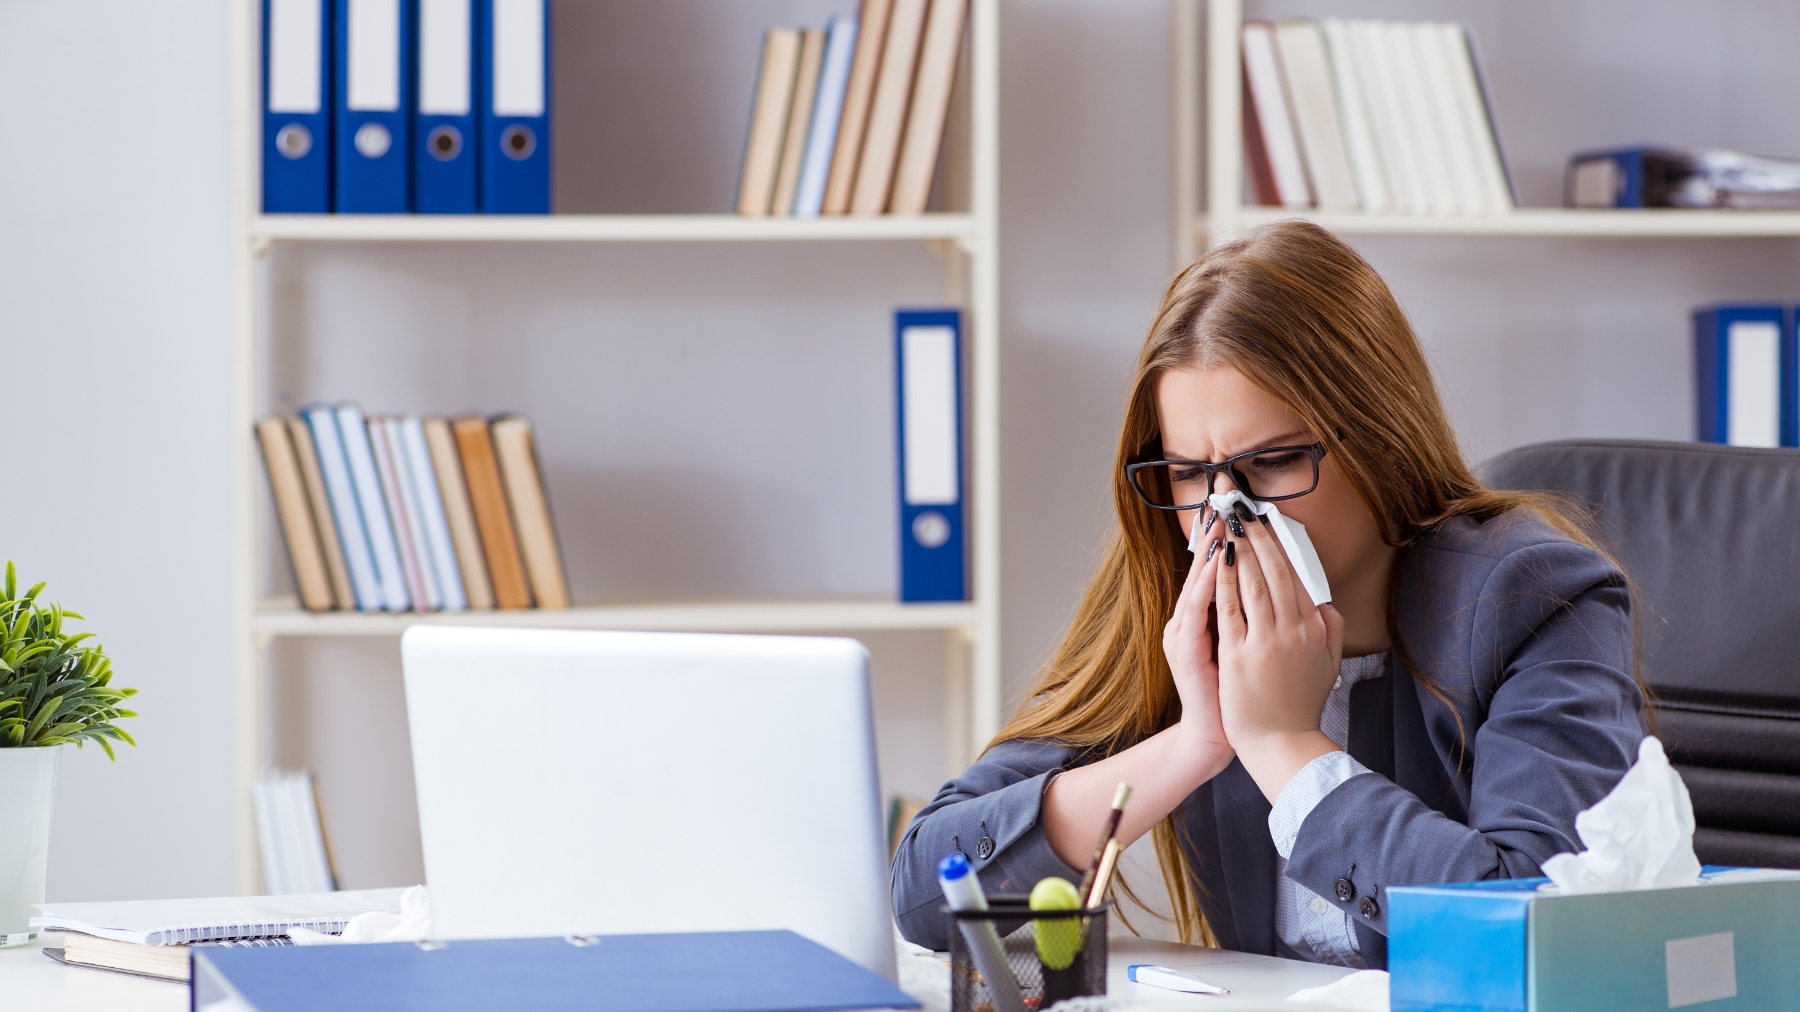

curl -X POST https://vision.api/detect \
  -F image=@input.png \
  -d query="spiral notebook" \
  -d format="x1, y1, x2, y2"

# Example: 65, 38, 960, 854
31, 888, 405, 946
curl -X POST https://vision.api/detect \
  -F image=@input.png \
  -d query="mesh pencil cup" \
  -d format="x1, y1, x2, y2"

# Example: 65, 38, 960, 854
948, 899, 1108, 1012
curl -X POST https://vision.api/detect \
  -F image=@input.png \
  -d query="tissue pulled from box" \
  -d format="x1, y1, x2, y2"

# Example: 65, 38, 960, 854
289, 885, 432, 944
1195, 490, 1332, 606
1540, 736, 1702, 894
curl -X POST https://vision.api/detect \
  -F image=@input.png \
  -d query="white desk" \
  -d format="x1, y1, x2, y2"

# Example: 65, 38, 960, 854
2, 932, 1354, 1011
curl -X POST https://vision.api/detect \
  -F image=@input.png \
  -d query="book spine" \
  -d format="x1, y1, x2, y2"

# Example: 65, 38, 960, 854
335, 404, 411, 611
453, 416, 532, 608
424, 415, 495, 609
736, 28, 802, 216
849, 0, 928, 213
771, 27, 827, 216
303, 405, 382, 610
368, 415, 434, 610
256, 418, 336, 612
888, 0, 967, 215
794, 15, 858, 218
490, 415, 570, 609
401, 415, 468, 611
823, 0, 893, 215
287, 417, 356, 609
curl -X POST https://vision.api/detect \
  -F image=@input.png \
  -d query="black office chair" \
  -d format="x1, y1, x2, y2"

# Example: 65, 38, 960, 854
1480, 439, 1800, 869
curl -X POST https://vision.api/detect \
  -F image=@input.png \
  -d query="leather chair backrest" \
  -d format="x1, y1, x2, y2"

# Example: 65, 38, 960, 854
1479, 439, 1800, 869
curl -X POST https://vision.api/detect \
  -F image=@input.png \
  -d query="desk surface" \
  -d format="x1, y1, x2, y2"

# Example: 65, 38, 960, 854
2, 932, 1355, 1011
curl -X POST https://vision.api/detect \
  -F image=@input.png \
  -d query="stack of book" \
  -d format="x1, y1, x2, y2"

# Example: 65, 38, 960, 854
256, 406, 569, 613
737, 0, 967, 218
253, 770, 339, 896
1241, 20, 1514, 216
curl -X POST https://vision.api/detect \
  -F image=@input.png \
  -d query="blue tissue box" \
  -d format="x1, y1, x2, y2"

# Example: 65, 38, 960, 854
1389, 868, 1800, 1012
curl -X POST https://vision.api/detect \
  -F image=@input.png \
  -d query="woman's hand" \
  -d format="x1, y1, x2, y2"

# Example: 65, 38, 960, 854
1214, 503, 1346, 803
1164, 510, 1232, 770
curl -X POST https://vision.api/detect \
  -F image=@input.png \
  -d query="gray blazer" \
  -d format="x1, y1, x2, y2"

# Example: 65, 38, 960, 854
891, 511, 1643, 968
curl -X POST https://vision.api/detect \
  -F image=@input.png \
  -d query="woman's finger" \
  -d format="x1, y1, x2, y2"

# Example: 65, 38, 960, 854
1225, 506, 1275, 634
1239, 505, 1306, 624
1213, 530, 1246, 647
1176, 512, 1223, 632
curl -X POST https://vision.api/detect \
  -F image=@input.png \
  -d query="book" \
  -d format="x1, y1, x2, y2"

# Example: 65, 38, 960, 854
424, 415, 495, 609
1385, 20, 1455, 216
1241, 22, 1310, 209
1272, 21, 1357, 213
287, 417, 355, 609
771, 27, 827, 216
889, 0, 966, 216
31, 888, 405, 946
1413, 22, 1485, 215
490, 415, 570, 610
1316, 20, 1386, 214
51, 932, 293, 983
398, 415, 466, 611
193, 930, 919, 1012
1352, 20, 1426, 215
1456, 23, 1517, 208
367, 415, 433, 611
453, 415, 532, 609
253, 769, 338, 896
256, 417, 335, 613
302, 404, 382, 611
823, 0, 894, 215
849, 0, 928, 214
1694, 305, 1792, 447
737, 28, 802, 216
794, 16, 858, 217
336, 403, 411, 611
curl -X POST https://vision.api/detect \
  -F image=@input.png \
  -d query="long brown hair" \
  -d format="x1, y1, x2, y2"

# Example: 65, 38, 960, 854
993, 220, 1626, 944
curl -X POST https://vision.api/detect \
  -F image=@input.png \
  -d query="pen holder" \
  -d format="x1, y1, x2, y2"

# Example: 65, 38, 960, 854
948, 900, 1107, 1012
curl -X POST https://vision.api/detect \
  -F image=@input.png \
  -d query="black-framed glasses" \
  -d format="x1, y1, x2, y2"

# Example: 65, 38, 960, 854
1125, 442, 1328, 510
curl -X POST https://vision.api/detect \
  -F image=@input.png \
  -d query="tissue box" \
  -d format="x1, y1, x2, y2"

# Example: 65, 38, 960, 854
1389, 868, 1800, 1012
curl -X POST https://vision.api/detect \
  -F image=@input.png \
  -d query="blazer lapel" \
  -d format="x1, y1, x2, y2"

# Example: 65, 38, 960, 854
1209, 757, 1276, 956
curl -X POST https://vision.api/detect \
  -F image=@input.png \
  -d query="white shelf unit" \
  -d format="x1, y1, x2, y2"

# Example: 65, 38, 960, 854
227, 1, 1001, 894
1171, 0, 1800, 259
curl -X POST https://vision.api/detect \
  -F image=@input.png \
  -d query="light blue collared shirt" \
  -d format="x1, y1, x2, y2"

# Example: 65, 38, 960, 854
1268, 652, 1387, 968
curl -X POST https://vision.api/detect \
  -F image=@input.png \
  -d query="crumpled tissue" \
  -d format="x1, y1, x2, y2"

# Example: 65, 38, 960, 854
289, 885, 433, 944
1285, 969, 1389, 1012
1195, 490, 1332, 606
1540, 736, 1702, 894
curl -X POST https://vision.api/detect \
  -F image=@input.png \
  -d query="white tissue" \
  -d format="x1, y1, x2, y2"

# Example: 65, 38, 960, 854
1196, 490, 1333, 606
289, 885, 433, 944
1540, 737, 1702, 894
1285, 969, 1389, 1012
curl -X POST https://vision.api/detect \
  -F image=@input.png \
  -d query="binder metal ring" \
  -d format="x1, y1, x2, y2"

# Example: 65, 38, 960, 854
274, 124, 312, 160
913, 511, 952, 549
501, 124, 537, 161
354, 122, 393, 159
427, 126, 463, 162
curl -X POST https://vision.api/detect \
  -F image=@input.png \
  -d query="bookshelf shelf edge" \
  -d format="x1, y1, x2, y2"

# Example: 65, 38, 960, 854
254, 599, 981, 636
1197, 209, 1800, 239
252, 213, 981, 245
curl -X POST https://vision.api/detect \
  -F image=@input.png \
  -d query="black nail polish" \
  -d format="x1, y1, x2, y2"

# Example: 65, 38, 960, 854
1206, 539, 1219, 562
1226, 511, 1246, 538
1224, 541, 1236, 567
1235, 502, 1256, 525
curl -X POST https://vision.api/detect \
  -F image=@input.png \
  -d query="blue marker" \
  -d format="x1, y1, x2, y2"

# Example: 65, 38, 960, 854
938, 853, 1027, 1012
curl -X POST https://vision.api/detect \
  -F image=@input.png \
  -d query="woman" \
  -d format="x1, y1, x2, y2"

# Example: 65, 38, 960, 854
892, 221, 1643, 969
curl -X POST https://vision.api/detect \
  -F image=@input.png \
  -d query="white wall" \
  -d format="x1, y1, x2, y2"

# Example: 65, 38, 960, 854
5, 0, 1794, 901
0, 2, 236, 899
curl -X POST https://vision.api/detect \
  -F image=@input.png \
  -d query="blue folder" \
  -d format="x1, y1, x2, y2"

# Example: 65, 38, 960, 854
478, 0, 550, 214
262, 0, 333, 211
335, 0, 414, 212
1693, 305, 1795, 446
414, 0, 479, 213
895, 309, 968, 603
191, 930, 920, 1012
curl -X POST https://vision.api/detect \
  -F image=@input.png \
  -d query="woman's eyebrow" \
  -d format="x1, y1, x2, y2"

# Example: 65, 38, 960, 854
1236, 430, 1312, 454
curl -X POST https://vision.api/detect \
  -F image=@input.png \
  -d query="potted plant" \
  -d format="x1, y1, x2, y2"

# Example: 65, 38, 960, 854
0, 562, 136, 947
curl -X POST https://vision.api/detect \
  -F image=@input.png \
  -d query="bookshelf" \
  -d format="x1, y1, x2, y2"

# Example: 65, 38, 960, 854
227, 1, 1001, 893
1172, 0, 1800, 260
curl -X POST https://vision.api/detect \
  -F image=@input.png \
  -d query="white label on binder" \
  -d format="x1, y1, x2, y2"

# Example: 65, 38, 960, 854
347, 0, 401, 112
268, 0, 322, 113
1727, 320, 1780, 448
493, 0, 545, 116
419, 0, 472, 115
903, 325, 959, 506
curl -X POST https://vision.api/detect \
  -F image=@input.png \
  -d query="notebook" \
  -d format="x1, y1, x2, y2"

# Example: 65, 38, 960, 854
193, 929, 920, 1012
31, 888, 405, 946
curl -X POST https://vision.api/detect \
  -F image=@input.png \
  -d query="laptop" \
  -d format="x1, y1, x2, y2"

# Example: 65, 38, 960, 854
401, 626, 897, 980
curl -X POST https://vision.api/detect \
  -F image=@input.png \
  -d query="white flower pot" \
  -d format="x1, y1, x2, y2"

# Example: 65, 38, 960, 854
0, 746, 60, 947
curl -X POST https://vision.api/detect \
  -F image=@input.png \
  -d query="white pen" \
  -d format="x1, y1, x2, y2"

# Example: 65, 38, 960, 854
1127, 964, 1231, 994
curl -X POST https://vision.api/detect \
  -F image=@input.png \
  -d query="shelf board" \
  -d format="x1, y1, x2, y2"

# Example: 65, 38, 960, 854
253, 212, 979, 245
1196, 208, 1800, 239
254, 597, 979, 637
